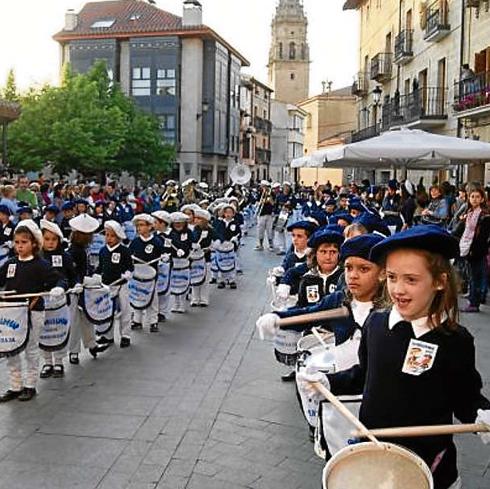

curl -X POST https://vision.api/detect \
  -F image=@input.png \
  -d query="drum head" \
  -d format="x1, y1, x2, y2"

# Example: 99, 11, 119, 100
323, 442, 433, 489
134, 264, 157, 280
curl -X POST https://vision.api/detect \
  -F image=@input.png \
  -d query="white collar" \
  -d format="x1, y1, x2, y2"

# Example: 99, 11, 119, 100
351, 299, 373, 327
388, 307, 431, 338
18, 255, 34, 262
139, 234, 154, 243
294, 248, 307, 259
107, 243, 121, 252
319, 266, 339, 280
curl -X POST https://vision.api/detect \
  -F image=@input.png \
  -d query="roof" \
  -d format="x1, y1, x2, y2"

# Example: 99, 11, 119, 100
297, 86, 355, 106
53, 0, 249, 66
343, 0, 363, 10
241, 75, 273, 93
0, 99, 21, 123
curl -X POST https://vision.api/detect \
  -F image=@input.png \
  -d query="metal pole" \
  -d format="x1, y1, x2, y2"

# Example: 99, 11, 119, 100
1, 122, 7, 172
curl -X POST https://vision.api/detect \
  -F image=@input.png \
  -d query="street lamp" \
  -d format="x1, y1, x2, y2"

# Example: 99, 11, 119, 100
372, 85, 382, 130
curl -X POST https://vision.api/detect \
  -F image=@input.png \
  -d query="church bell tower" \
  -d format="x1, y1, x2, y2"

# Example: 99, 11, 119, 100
268, 0, 310, 104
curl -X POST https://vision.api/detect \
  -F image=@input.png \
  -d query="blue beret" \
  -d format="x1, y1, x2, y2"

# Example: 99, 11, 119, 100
323, 223, 344, 235
341, 233, 385, 261
286, 220, 317, 234
353, 213, 390, 237
44, 205, 59, 214
62, 201, 75, 211
0, 205, 11, 215
17, 206, 33, 214
324, 198, 337, 208
349, 198, 365, 212
310, 210, 328, 228
388, 179, 398, 190
94, 199, 107, 207
329, 212, 353, 225
308, 228, 344, 249
74, 198, 89, 206
369, 224, 459, 263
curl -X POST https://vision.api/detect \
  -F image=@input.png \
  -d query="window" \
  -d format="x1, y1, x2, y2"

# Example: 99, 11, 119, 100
156, 68, 176, 96
158, 115, 176, 143
263, 109, 267, 119
90, 19, 115, 29
132, 67, 151, 96
290, 73, 295, 80
278, 42, 283, 59
289, 42, 296, 60
301, 44, 306, 60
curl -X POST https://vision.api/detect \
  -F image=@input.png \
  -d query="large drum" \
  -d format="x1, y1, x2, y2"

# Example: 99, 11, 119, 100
157, 260, 172, 296
40, 294, 70, 351
273, 328, 302, 366
190, 249, 206, 286
0, 301, 30, 358
216, 242, 235, 273
80, 285, 115, 335
170, 258, 190, 296
129, 264, 157, 309
323, 442, 433, 489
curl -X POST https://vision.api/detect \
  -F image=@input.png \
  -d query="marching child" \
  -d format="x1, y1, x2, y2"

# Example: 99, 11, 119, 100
67, 213, 107, 364
168, 212, 194, 313
0, 220, 67, 402
97, 220, 134, 347
129, 214, 165, 332
191, 209, 217, 307
313, 225, 490, 489
60, 201, 76, 239
0, 205, 15, 265
39, 220, 77, 378
152, 210, 173, 322
214, 204, 241, 289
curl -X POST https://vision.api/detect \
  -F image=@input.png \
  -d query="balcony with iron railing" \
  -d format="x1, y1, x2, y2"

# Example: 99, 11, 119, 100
350, 124, 380, 143
453, 71, 490, 117
394, 30, 414, 65
381, 86, 448, 130
253, 116, 272, 134
351, 72, 369, 97
370, 53, 393, 83
424, 1, 450, 42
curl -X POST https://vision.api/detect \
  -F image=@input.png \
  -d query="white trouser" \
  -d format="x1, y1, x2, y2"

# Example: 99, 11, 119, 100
448, 477, 462, 489
257, 215, 273, 244
220, 270, 236, 283
274, 230, 286, 252
235, 248, 242, 272
132, 287, 158, 326
7, 310, 43, 391
106, 283, 131, 340
158, 291, 171, 315
191, 263, 210, 305
172, 293, 187, 312
69, 296, 97, 354
42, 349, 66, 366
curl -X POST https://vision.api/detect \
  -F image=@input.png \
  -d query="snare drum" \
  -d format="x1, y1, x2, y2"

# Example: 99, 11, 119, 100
216, 241, 235, 273
129, 264, 157, 309
323, 442, 433, 489
170, 258, 190, 296
273, 328, 302, 366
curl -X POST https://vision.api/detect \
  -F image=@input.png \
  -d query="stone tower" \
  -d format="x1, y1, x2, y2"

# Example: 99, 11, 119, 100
268, 0, 310, 104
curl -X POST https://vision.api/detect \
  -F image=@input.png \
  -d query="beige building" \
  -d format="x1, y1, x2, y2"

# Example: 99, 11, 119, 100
268, 0, 310, 105
239, 75, 273, 182
345, 0, 464, 183
453, 1, 490, 184
297, 87, 357, 185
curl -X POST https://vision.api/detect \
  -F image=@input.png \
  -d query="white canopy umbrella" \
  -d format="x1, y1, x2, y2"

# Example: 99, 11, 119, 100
291, 144, 345, 168
324, 128, 490, 170
290, 155, 311, 168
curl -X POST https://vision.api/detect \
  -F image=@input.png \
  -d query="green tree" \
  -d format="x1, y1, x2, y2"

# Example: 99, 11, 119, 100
8, 61, 174, 177
2, 69, 19, 102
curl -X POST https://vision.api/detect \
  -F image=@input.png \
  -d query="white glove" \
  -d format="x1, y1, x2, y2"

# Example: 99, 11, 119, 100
122, 270, 132, 281
49, 286, 65, 299
256, 313, 279, 340
272, 266, 285, 277
276, 283, 291, 301
296, 366, 331, 401
476, 409, 490, 444
192, 243, 200, 250
6, 241, 12, 249
71, 283, 83, 294
176, 249, 185, 258
161, 253, 171, 263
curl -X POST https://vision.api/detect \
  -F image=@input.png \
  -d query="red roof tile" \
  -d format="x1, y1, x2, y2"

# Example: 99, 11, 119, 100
54, 0, 183, 39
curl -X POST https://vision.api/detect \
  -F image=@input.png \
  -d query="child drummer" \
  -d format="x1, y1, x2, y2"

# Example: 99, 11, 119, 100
0, 220, 67, 402
97, 221, 134, 348
129, 214, 166, 332
307, 225, 490, 489
39, 220, 77, 378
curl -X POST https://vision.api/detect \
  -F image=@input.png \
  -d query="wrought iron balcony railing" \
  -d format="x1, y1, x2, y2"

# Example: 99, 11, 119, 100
370, 53, 393, 82
394, 30, 414, 64
453, 71, 490, 113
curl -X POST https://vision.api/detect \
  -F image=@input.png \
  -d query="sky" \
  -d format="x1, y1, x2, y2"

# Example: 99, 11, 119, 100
0, 0, 359, 96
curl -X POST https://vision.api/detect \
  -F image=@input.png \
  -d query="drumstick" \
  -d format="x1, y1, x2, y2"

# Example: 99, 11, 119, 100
311, 381, 383, 447
311, 327, 331, 350
131, 255, 163, 266
277, 306, 349, 328
352, 423, 490, 439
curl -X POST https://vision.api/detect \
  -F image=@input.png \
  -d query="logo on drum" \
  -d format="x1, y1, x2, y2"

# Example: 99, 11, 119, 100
0, 317, 20, 330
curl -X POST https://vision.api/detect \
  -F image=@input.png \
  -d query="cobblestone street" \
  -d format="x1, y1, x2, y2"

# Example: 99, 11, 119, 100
0, 234, 488, 488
